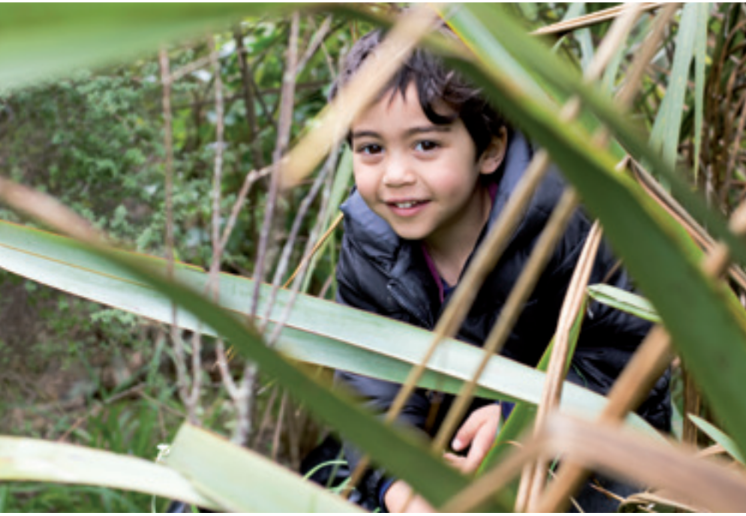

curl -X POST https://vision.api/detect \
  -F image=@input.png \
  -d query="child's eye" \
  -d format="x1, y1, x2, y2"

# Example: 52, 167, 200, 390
415, 140, 440, 152
356, 143, 383, 155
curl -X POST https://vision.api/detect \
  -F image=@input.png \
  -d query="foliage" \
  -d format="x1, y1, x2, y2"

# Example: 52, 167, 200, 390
1, 2, 746, 513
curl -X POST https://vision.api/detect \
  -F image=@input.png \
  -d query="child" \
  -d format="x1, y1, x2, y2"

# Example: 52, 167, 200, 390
327, 28, 670, 512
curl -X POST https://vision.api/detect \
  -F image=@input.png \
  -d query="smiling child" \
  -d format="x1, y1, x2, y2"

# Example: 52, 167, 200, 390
328, 27, 670, 512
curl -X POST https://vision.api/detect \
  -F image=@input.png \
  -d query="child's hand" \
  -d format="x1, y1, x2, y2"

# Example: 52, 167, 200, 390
443, 404, 501, 474
384, 480, 436, 513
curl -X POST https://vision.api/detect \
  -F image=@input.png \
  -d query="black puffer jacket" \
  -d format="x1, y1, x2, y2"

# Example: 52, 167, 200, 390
335, 134, 670, 502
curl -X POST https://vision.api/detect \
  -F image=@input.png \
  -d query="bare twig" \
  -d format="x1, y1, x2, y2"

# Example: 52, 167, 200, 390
234, 26, 265, 170
159, 46, 191, 415
266, 149, 341, 349
271, 391, 288, 462
283, 212, 343, 289
218, 164, 273, 256
296, 15, 333, 77
251, 10, 300, 321
266, 147, 336, 324
171, 54, 213, 83
228, 11, 302, 447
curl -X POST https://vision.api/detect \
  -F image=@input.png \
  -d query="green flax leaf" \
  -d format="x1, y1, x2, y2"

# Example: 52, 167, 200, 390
165, 424, 362, 512
587, 284, 660, 323
692, 4, 709, 181
649, 4, 698, 170
0, 220, 655, 436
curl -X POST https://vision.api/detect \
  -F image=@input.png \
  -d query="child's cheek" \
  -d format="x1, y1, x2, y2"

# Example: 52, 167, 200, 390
352, 167, 378, 204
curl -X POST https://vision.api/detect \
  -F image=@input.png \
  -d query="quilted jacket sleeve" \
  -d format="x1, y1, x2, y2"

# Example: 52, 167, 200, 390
333, 240, 433, 506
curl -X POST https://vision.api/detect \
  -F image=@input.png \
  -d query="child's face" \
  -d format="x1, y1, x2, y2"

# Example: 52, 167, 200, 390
350, 83, 505, 248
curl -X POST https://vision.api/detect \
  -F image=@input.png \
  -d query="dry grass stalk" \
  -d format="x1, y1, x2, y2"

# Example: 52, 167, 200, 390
542, 415, 746, 513
620, 490, 705, 513
283, 212, 343, 289
532, 3, 665, 37
615, 3, 680, 109
0, 178, 100, 243
534, 326, 672, 512
523, 222, 603, 512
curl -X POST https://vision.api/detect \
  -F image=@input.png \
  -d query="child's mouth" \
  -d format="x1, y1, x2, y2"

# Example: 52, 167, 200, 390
386, 200, 429, 216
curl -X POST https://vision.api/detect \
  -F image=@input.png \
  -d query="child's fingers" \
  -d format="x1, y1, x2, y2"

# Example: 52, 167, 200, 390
452, 404, 501, 451
464, 420, 498, 470
451, 411, 482, 451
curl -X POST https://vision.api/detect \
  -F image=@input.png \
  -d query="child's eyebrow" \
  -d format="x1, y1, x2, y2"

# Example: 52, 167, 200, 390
350, 125, 451, 140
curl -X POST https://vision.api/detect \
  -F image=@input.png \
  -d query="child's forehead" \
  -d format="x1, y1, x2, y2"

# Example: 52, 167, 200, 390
351, 82, 455, 130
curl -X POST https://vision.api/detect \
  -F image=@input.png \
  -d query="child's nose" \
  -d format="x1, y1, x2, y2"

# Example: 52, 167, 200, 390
382, 154, 415, 186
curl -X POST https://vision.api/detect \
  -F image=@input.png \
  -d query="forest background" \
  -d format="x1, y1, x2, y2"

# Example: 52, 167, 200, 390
1, 3, 746, 513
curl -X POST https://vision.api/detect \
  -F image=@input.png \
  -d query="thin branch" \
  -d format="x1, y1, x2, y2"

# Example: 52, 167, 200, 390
171, 54, 213, 82
234, 26, 265, 170
251, 10, 300, 320
266, 146, 341, 349
159, 46, 191, 413
296, 15, 333, 77
230, 11, 301, 447
218, 165, 273, 256
266, 146, 337, 328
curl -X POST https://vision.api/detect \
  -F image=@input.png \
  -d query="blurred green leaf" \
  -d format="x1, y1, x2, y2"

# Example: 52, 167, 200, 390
563, 4, 594, 73
0, 436, 220, 510
0, 4, 291, 91
165, 424, 362, 512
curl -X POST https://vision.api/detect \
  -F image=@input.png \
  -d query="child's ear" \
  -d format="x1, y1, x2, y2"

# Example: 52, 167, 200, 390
478, 127, 508, 175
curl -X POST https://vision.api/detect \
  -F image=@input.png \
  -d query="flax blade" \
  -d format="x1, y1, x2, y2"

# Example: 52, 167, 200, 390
0, 436, 220, 510
0, 220, 656, 436
165, 424, 362, 512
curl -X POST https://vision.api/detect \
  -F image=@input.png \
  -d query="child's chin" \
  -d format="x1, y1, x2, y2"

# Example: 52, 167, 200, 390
392, 226, 429, 242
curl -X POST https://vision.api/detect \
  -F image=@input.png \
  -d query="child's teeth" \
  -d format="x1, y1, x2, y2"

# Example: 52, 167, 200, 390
397, 202, 415, 208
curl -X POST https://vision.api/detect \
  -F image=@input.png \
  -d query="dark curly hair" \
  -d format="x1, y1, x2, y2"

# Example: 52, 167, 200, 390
329, 28, 509, 158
